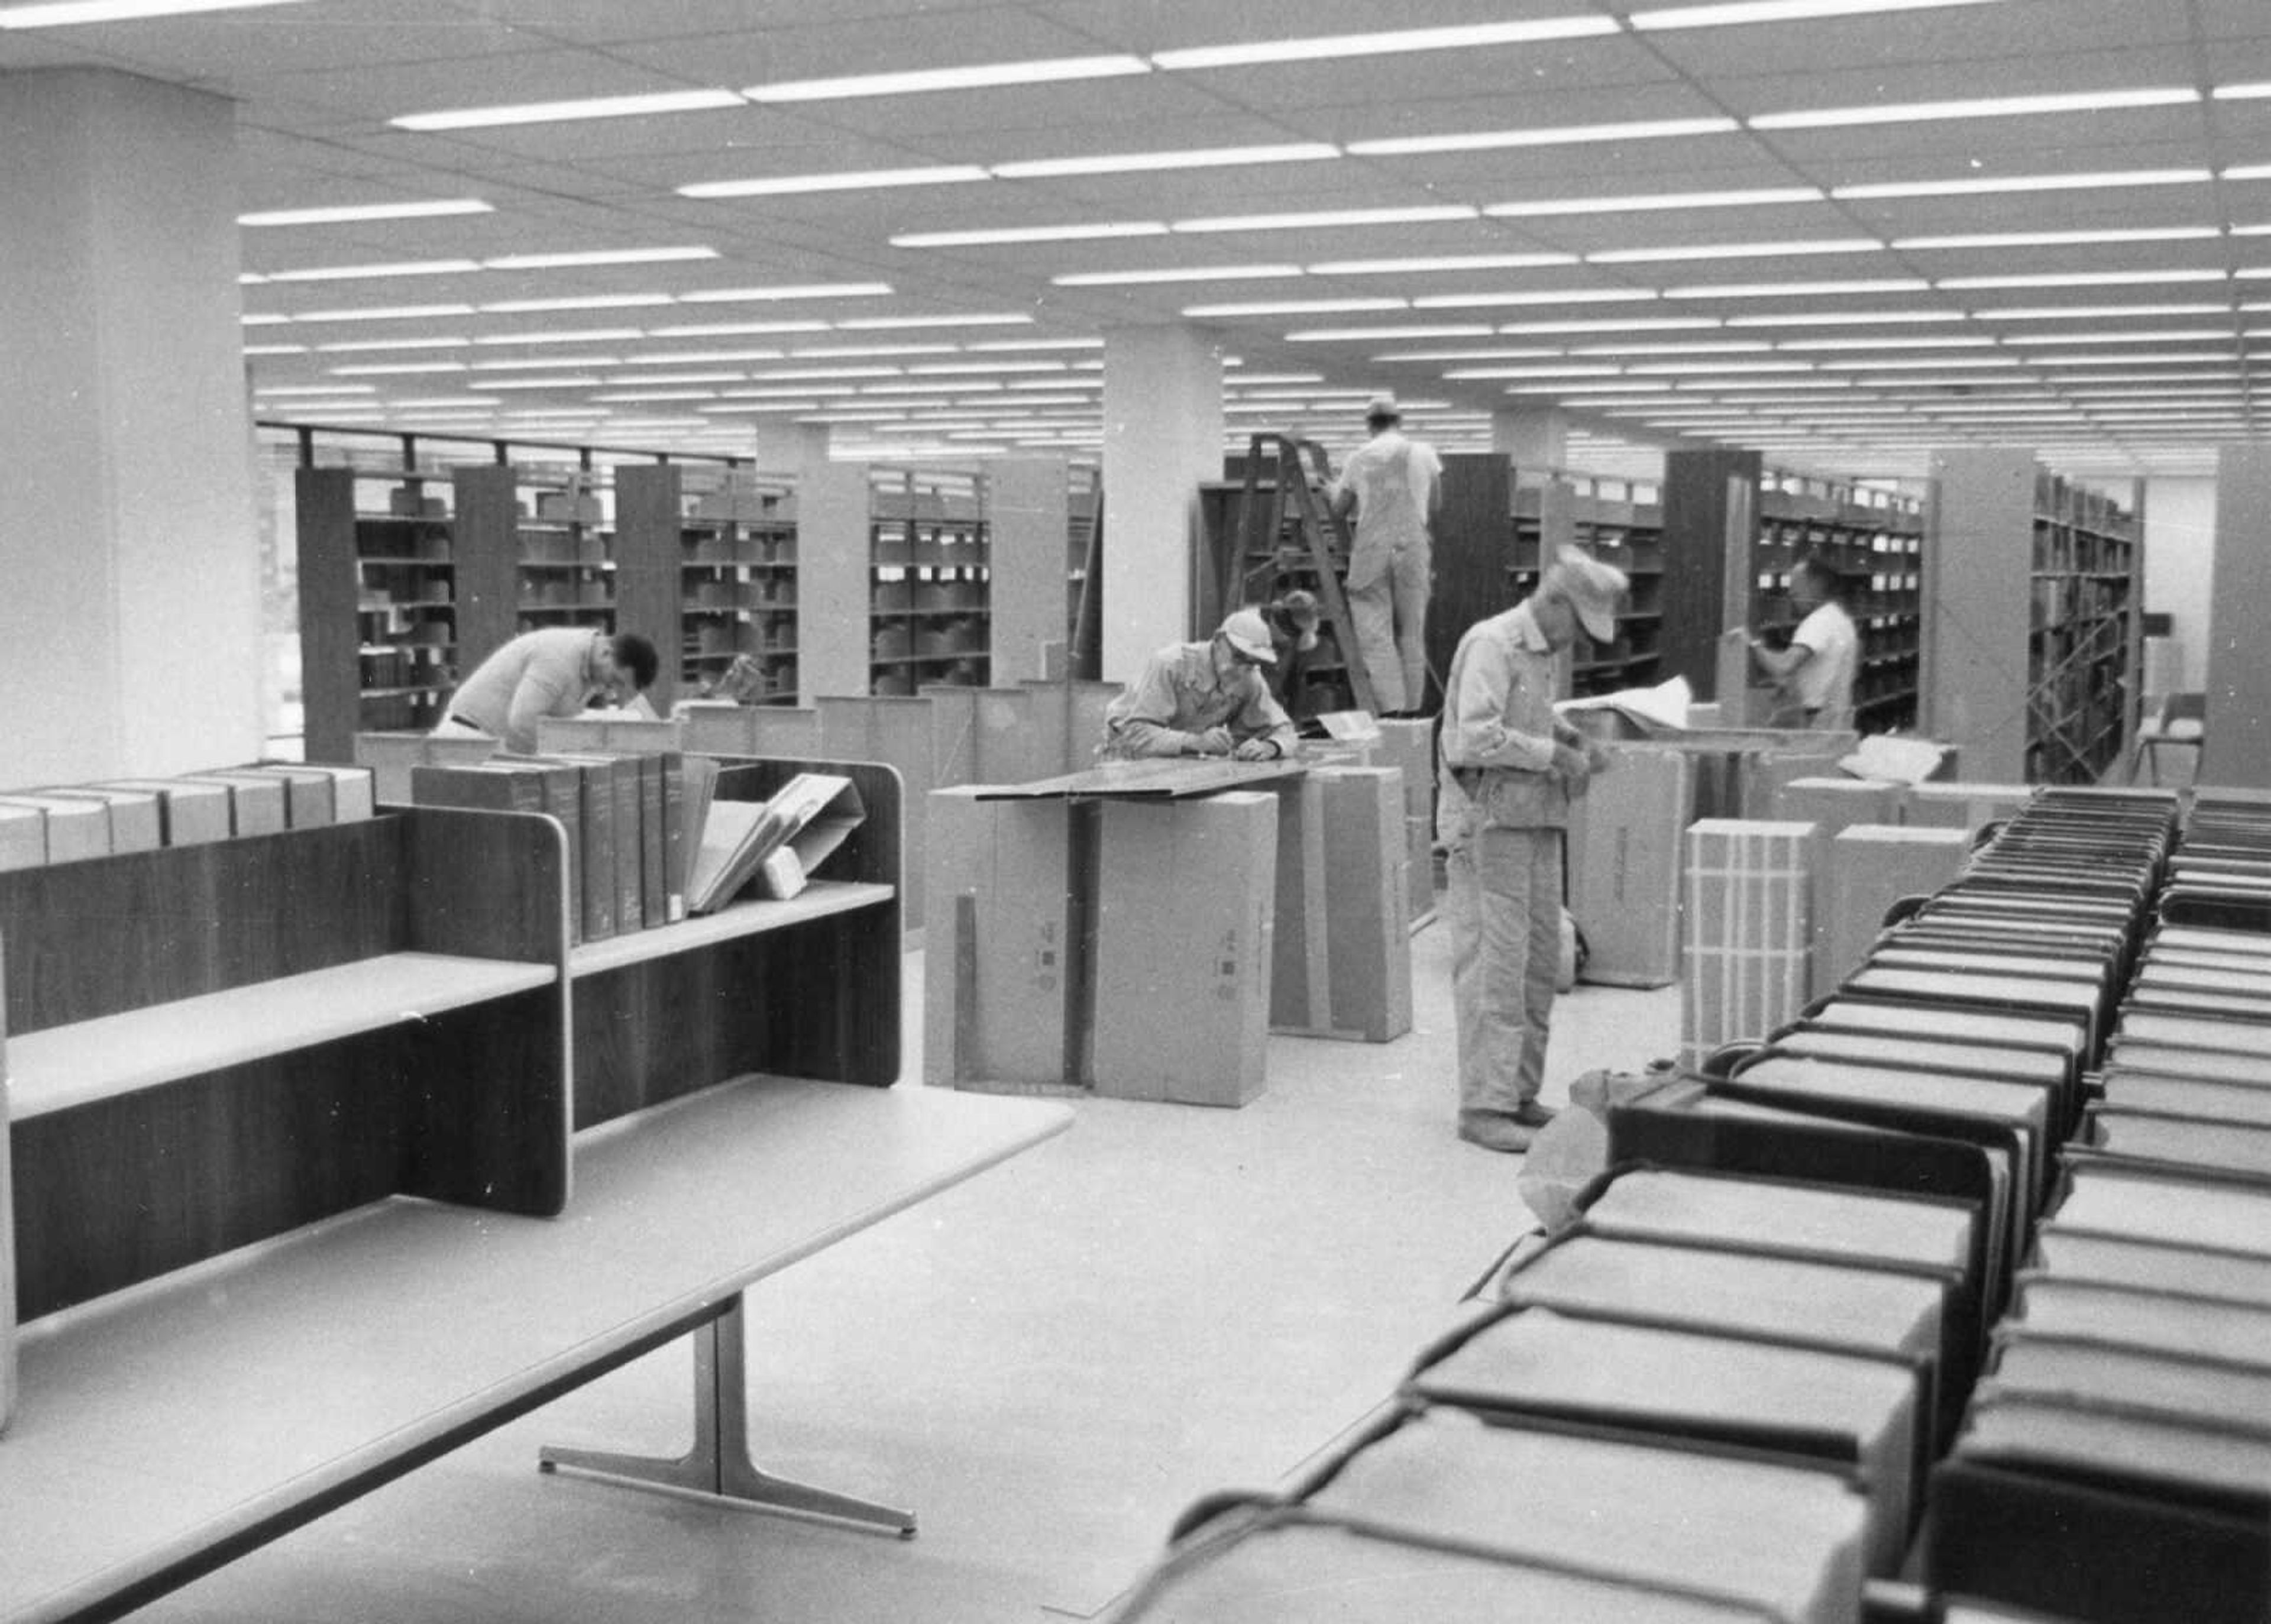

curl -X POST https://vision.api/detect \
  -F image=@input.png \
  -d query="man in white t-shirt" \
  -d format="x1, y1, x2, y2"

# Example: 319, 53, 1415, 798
1749, 557, 1858, 731
1328, 395, 1442, 716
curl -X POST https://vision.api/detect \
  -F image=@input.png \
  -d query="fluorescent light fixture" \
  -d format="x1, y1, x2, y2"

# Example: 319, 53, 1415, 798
240, 198, 492, 228
268, 258, 481, 282
994, 143, 1337, 179
648, 321, 831, 338
1975, 303, 2231, 319
1573, 341, 1775, 355
678, 283, 895, 302
746, 54, 1147, 102
892, 222, 1166, 247
836, 313, 1035, 329
908, 361, 1066, 374
483, 248, 719, 270
241, 344, 308, 356
1940, 270, 2227, 290
295, 303, 476, 322
1370, 347, 1565, 362
257, 383, 378, 396
1833, 169, 2209, 199
1151, 17, 1616, 71
1444, 365, 1626, 379
1487, 186, 1821, 218
752, 367, 905, 381
967, 337, 1107, 351
614, 348, 789, 364
393, 89, 744, 132
1665, 279, 1930, 298
481, 377, 606, 390
389, 396, 502, 408
473, 330, 648, 348
470, 356, 623, 370
1285, 325, 1495, 341
601, 371, 746, 387
1347, 117, 1738, 157
680, 166, 989, 199
1182, 297, 1407, 317
2004, 330, 2232, 345
718, 385, 859, 399
1777, 337, 1995, 349
1893, 227, 2220, 250
784, 344, 956, 360
1500, 318, 1723, 334
1415, 289, 1658, 309
316, 337, 473, 352
1724, 310, 1961, 325
1752, 87, 2195, 130
1173, 205, 1479, 233
1054, 264, 1302, 286
701, 401, 823, 413
328, 362, 468, 376
1587, 238, 1885, 264
594, 390, 719, 403
1629, 360, 1818, 374
2216, 83, 2271, 101
2029, 352, 2236, 365
1309, 254, 1578, 276
480, 294, 674, 313
1817, 356, 2024, 368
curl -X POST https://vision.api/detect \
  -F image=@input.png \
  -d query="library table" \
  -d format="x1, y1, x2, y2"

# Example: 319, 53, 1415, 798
0, 1076, 1070, 1623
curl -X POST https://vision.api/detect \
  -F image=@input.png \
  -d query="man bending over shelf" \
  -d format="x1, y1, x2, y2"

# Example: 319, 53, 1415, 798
1098, 609, 1299, 762
434, 628, 659, 754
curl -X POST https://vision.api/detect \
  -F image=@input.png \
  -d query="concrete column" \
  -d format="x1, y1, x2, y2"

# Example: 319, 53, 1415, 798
1100, 326, 1222, 679
2207, 445, 2271, 787
1493, 405, 1568, 468
0, 70, 260, 784
755, 418, 829, 474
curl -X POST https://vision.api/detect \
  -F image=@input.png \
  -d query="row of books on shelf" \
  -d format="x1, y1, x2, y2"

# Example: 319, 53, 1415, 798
0, 764, 376, 870
397, 730, 860, 943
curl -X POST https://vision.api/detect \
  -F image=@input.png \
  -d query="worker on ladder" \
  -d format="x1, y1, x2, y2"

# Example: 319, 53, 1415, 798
1329, 394, 1442, 717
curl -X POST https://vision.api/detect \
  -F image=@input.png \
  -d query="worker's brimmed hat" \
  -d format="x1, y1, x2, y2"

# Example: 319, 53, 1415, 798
1541, 547, 1628, 643
1219, 607, 1277, 664
1275, 590, 1321, 652
1364, 394, 1400, 425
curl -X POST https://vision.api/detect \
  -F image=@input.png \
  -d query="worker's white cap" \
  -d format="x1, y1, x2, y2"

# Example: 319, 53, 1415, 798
1364, 394, 1400, 424
1219, 607, 1277, 664
1541, 548, 1628, 643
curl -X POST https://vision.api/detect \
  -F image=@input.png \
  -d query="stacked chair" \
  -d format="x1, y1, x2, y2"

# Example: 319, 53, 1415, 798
1109, 787, 2271, 1624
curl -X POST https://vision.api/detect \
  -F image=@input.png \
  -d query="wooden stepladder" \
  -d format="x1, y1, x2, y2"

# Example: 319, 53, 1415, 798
1224, 433, 1379, 717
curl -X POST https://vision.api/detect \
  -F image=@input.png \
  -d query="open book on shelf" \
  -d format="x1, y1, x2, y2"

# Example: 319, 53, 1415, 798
684, 771, 862, 914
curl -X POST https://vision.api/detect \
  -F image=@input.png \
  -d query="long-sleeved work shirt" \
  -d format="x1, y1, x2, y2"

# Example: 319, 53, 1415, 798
1100, 641, 1297, 760
1437, 600, 1578, 838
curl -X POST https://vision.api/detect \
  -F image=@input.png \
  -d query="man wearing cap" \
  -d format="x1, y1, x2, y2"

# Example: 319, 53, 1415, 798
1099, 608, 1300, 761
1437, 549, 1628, 1153
1329, 395, 1442, 717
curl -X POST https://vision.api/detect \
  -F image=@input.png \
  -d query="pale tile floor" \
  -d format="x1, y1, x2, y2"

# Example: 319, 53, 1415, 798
135, 920, 1681, 1623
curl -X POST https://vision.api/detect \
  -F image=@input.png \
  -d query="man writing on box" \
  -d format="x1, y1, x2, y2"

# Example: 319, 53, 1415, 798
1437, 549, 1627, 1153
1099, 608, 1299, 762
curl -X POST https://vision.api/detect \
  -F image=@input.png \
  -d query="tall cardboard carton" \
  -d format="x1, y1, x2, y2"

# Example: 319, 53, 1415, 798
1569, 745, 1694, 988
1773, 776, 1907, 989
1825, 824, 1974, 990
923, 787, 1078, 1092
1318, 766, 1414, 1042
1683, 819, 1816, 1069
1092, 792, 1276, 1107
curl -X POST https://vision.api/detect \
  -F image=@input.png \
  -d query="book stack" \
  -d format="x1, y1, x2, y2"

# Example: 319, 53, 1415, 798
0, 764, 376, 869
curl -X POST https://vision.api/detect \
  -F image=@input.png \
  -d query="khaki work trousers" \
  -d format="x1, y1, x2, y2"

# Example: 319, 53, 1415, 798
1445, 823, 1563, 1124
1348, 539, 1430, 713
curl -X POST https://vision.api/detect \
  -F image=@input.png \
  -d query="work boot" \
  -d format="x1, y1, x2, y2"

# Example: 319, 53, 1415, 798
1457, 1113, 1536, 1154
1510, 1099, 1559, 1130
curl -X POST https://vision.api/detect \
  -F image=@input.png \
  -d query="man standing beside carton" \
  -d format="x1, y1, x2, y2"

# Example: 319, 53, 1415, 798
1438, 550, 1627, 1153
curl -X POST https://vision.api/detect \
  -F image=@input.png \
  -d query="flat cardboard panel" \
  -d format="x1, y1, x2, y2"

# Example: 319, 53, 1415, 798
1318, 766, 1413, 1043
1570, 745, 1693, 988
1270, 775, 1329, 1033
922, 787, 1075, 1090
1826, 825, 1974, 990
1773, 781, 1913, 987
1093, 792, 1275, 1107
533, 716, 687, 756
817, 695, 931, 926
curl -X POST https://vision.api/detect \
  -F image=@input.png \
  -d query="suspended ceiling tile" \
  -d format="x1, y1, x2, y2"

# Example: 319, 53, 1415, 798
1638, 0, 2192, 81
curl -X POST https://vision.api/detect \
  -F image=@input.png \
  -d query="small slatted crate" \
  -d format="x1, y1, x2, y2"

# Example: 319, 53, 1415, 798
1682, 818, 1816, 1069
